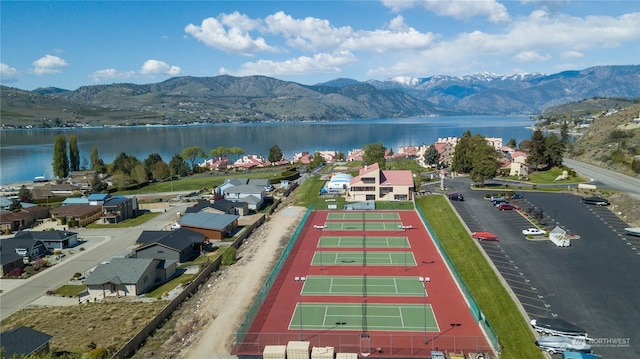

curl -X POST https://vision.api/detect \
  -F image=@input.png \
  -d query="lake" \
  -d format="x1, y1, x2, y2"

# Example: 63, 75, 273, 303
0, 115, 535, 185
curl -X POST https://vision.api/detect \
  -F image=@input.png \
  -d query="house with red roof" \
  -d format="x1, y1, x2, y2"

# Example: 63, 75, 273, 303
347, 163, 414, 201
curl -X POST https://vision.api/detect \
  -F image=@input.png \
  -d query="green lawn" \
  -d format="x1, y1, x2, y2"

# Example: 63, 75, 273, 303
86, 211, 160, 228
54, 284, 87, 297
527, 167, 587, 184
416, 196, 542, 359
145, 274, 197, 300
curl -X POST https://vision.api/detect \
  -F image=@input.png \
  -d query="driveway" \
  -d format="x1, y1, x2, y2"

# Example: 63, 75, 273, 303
432, 176, 640, 358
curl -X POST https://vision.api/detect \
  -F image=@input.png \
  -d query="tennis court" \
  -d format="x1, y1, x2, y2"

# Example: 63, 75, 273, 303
312, 251, 416, 266
327, 212, 401, 220
289, 303, 439, 332
302, 275, 425, 296
324, 221, 405, 231
319, 236, 409, 248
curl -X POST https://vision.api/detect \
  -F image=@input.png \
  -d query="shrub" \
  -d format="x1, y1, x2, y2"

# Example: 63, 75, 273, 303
221, 247, 237, 266
86, 347, 108, 359
7, 267, 24, 278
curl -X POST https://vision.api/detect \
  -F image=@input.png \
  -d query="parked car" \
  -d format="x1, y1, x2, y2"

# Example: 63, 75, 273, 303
497, 203, 515, 211
472, 231, 499, 241
581, 196, 610, 206
510, 193, 523, 199
493, 200, 509, 207
489, 196, 506, 204
536, 335, 592, 355
170, 223, 181, 230
447, 192, 464, 201
522, 228, 547, 236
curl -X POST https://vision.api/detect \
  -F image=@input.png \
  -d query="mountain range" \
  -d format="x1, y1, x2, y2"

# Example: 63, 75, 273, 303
1, 65, 639, 126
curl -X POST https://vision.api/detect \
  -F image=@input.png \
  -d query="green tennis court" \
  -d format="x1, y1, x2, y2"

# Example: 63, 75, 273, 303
327, 212, 401, 220
319, 236, 409, 248
312, 251, 417, 266
324, 221, 404, 231
302, 275, 426, 296
289, 303, 439, 332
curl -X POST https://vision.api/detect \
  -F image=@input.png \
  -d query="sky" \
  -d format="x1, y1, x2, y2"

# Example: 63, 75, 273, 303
1, 0, 639, 91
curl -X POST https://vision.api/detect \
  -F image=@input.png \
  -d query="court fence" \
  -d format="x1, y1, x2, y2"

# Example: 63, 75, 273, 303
234, 332, 492, 357
415, 206, 501, 355
234, 205, 313, 348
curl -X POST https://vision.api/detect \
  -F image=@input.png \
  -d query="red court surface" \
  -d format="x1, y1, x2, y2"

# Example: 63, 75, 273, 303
233, 210, 493, 358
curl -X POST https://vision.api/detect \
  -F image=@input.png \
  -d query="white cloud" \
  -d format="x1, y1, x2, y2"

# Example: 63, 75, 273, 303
382, 0, 510, 23
90, 68, 135, 82
185, 12, 277, 55
0, 63, 19, 82
264, 11, 352, 51
32, 55, 68, 75
513, 50, 551, 62
140, 60, 182, 76
561, 50, 584, 59
230, 51, 357, 77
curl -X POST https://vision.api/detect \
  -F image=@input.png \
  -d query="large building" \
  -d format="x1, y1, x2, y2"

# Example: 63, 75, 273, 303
347, 163, 414, 202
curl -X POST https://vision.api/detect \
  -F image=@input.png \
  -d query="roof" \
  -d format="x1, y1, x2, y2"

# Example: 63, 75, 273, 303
135, 228, 204, 251
185, 199, 239, 214
380, 170, 413, 186
224, 184, 264, 194
104, 197, 128, 207
88, 193, 110, 201
62, 197, 89, 205
0, 326, 53, 357
1, 238, 46, 266
178, 212, 239, 230
51, 205, 101, 218
13, 230, 77, 241
85, 258, 157, 285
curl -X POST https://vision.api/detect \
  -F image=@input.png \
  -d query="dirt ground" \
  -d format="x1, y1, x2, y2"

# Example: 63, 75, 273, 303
137, 205, 306, 359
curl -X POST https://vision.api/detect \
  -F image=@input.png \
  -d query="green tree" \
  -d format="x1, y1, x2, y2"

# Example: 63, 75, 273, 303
181, 146, 206, 171
111, 152, 141, 175
169, 154, 189, 177
310, 151, 325, 169
526, 129, 547, 170
209, 146, 229, 159
451, 130, 473, 173
469, 134, 500, 184
544, 133, 565, 168
560, 121, 570, 143
363, 142, 386, 169
18, 185, 33, 203
506, 138, 517, 148
424, 144, 440, 167
68, 135, 80, 172
91, 173, 107, 193
52, 134, 69, 178
90, 145, 106, 173
80, 156, 89, 171
268, 144, 284, 163
222, 247, 237, 265
152, 160, 170, 180
9, 200, 22, 211
110, 170, 130, 190
336, 151, 345, 161
229, 146, 245, 161
143, 153, 163, 177
131, 164, 148, 188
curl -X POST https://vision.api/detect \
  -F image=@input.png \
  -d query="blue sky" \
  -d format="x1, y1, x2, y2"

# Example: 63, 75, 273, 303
1, 0, 639, 91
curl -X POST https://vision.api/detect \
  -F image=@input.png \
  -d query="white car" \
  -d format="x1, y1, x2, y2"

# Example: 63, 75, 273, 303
522, 228, 546, 236
170, 223, 181, 230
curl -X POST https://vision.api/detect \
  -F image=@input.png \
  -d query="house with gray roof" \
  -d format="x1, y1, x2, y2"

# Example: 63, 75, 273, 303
0, 326, 53, 358
101, 196, 137, 224
134, 228, 204, 262
1, 238, 48, 277
85, 257, 176, 299
178, 212, 239, 240
184, 198, 249, 216
222, 184, 265, 210
13, 230, 78, 251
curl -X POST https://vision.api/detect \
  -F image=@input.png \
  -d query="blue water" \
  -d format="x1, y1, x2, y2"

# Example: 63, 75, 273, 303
0, 115, 535, 185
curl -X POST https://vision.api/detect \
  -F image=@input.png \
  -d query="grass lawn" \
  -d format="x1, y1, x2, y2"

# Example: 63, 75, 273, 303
416, 196, 543, 359
520, 167, 587, 184
86, 211, 160, 228
145, 274, 197, 300
54, 284, 87, 297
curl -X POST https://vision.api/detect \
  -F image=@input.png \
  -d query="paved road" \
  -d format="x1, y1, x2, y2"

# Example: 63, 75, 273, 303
437, 177, 640, 359
0, 203, 190, 321
563, 158, 640, 198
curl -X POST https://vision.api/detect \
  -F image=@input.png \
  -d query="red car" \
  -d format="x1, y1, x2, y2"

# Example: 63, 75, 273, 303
472, 231, 499, 241
497, 203, 515, 211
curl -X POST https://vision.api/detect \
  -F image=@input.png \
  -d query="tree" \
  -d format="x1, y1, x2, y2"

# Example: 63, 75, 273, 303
451, 130, 473, 173
80, 156, 89, 171
526, 129, 547, 170
18, 185, 32, 202
152, 160, 170, 180
143, 153, 163, 177
68, 135, 80, 172
560, 121, 570, 144
111, 152, 141, 175
468, 134, 500, 184
131, 164, 148, 188
506, 138, 517, 148
181, 146, 206, 171
363, 142, 386, 169
110, 170, 130, 190
424, 144, 440, 167
169, 154, 189, 177
310, 151, 325, 169
9, 200, 22, 211
336, 151, 345, 161
209, 146, 229, 159
90, 145, 105, 173
544, 133, 565, 168
229, 146, 245, 161
268, 144, 284, 163
52, 135, 69, 178
91, 173, 107, 193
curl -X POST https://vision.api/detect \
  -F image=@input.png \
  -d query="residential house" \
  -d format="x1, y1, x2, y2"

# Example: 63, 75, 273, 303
293, 152, 313, 165
50, 205, 102, 227
178, 212, 239, 240
223, 184, 265, 210
13, 230, 79, 251
88, 193, 110, 206
134, 228, 205, 262
1, 237, 48, 277
185, 199, 248, 216
0, 206, 49, 233
486, 137, 503, 150
199, 156, 232, 171
434, 142, 456, 167
101, 196, 137, 224
31, 183, 80, 200
85, 257, 177, 298
233, 154, 268, 169
348, 163, 414, 202
0, 326, 53, 358
316, 150, 337, 163
62, 197, 90, 206
346, 149, 364, 162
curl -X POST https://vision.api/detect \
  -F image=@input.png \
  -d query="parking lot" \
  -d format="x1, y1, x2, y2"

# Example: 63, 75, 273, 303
433, 177, 640, 358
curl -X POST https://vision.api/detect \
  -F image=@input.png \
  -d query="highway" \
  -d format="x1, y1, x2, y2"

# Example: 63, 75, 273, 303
563, 158, 640, 198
